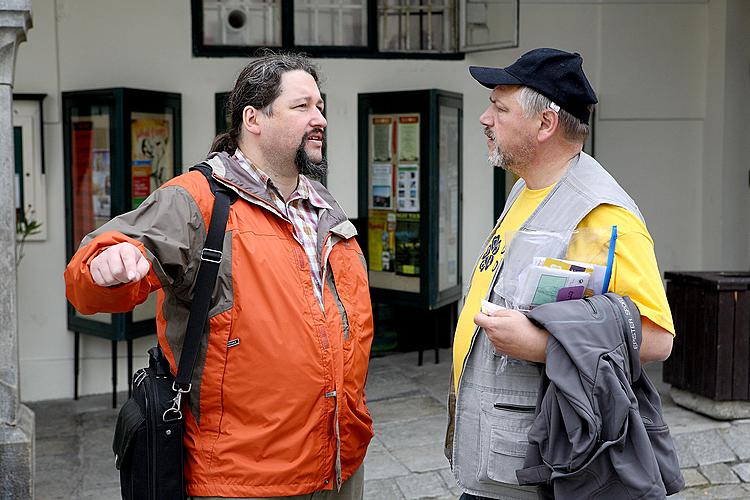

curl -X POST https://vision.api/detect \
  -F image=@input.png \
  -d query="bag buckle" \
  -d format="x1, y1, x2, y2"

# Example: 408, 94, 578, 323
162, 382, 191, 422
201, 248, 222, 264
133, 369, 147, 388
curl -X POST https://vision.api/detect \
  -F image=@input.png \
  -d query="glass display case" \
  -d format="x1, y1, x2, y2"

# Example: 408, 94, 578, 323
358, 89, 462, 310
63, 88, 182, 403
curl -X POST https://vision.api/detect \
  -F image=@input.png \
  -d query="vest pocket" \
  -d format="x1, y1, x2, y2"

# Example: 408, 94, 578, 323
477, 391, 535, 485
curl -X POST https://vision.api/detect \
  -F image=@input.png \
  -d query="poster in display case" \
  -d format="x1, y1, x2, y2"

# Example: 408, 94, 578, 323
63, 88, 181, 405
358, 89, 462, 310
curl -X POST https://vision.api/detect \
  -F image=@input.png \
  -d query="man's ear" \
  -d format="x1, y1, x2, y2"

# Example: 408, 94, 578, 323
242, 105, 262, 136
537, 109, 559, 143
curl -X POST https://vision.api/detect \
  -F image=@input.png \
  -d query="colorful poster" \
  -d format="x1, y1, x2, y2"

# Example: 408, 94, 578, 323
397, 115, 419, 162
131, 162, 151, 208
368, 210, 397, 272
397, 164, 419, 212
91, 150, 111, 219
131, 111, 173, 207
371, 116, 393, 162
71, 115, 110, 244
395, 212, 420, 276
371, 162, 393, 209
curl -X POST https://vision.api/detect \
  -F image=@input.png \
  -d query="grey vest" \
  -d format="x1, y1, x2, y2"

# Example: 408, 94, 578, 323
451, 153, 643, 499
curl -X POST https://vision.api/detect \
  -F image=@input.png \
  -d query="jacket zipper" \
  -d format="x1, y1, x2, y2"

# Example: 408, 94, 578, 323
584, 298, 598, 315
319, 234, 342, 487
143, 377, 159, 500
493, 402, 536, 413
211, 165, 346, 488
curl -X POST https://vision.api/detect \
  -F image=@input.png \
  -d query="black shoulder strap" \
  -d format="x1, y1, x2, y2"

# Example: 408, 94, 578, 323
173, 163, 237, 392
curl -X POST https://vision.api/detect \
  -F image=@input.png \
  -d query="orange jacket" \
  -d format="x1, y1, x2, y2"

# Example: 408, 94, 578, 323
65, 153, 374, 497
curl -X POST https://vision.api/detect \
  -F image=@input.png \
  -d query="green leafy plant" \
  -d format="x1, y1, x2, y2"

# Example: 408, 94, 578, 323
16, 212, 42, 266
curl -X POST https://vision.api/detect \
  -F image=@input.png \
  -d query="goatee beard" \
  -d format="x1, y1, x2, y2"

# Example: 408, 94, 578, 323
295, 130, 327, 180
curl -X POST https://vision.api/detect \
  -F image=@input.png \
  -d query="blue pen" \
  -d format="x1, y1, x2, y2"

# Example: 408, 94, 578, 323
601, 225, 618, 294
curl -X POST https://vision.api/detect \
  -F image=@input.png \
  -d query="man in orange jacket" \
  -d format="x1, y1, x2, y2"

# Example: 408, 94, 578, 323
65, 52, 374, 499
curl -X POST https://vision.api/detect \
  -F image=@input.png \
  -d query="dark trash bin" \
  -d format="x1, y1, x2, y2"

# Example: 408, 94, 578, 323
664, 271, 750, 401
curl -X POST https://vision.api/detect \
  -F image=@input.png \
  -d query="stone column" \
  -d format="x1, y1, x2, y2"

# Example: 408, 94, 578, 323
0, 1, 33, 498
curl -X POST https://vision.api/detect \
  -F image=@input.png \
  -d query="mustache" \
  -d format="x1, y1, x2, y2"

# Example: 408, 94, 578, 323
303, 128, 325, 141
484, 127, 495, 141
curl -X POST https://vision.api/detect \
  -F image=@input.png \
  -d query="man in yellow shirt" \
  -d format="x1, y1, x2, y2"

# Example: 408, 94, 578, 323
447, 48, 675, 499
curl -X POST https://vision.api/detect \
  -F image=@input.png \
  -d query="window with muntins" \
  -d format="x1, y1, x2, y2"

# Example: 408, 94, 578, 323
193, 0, 518, 58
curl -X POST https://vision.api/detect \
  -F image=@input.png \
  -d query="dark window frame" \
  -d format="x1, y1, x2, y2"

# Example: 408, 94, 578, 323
192, 0, 473, 60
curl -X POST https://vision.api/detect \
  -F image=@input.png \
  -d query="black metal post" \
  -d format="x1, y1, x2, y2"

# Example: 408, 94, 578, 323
127, 339, 133, 398
433, 310, 440, 364
111, 340, 117, 408
417, 307, 424, 366
74, 331, 80, 400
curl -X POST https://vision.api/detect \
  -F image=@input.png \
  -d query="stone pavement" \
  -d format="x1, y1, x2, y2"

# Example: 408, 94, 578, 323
28, 349, 750, 499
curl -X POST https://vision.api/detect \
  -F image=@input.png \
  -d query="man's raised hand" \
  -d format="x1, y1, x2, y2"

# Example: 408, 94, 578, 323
89, 242, 151, 287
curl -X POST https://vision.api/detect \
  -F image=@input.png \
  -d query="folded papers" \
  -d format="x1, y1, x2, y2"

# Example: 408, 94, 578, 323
515, 257, 606, 309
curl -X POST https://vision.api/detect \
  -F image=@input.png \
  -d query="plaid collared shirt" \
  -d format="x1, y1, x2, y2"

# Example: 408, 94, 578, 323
233, 149, 332, 307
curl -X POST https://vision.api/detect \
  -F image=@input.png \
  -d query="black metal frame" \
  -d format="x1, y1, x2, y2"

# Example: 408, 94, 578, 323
12, 94, 47, 231
215, 91, 231, 134
191, 0, 471, 60
357, 89, 463, 310
62, 88, 182, 406
12, 93, 47, 174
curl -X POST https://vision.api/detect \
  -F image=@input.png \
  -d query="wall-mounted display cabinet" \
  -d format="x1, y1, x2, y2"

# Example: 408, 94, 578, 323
358, 89, 462, 310
62, 88, 182, 404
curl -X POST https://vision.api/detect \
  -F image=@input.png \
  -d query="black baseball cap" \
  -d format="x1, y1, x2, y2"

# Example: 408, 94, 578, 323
469, 48, 598, 125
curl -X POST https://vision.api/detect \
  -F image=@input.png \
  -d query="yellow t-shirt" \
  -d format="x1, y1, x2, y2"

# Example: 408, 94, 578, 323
452, 184, 674, 389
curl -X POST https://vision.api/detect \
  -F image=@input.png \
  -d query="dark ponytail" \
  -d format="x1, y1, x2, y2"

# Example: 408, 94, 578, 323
209, 131, 237, 154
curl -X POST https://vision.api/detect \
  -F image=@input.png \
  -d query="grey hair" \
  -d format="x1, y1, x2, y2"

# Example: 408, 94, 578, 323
515, 86, 591, 143
210, 49, 321, 154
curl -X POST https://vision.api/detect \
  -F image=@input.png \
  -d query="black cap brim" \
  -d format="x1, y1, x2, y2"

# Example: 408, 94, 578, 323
469, 66, 523, 89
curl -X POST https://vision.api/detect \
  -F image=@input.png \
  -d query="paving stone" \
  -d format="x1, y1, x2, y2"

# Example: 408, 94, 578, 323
674, 434, 699, 468
365, 365, 421, 402
364, 478, 406, 500
402, 354, 452, 381
721, 423, 750, 461
396, 471, 450, 499
390, 441, 450, 473
369, 395, 445, 425
367, 437, 387, 453
674, 430, 737, 466
438, 467, 463, 497
698, 463, 740, 485
79, 485, 122, 499
34, 474, 80, 500
363, 445, 410, 480
377, 414, 448, 450
27, 356, 750, 500
693, 484, 749, 498
664, 404, 730, 435
680, 468, 709, 488
731, 462, 750, 483
35, 435, 79, 457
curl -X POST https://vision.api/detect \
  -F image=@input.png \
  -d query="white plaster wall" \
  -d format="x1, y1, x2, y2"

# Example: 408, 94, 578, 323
11, 0, 732, 401
701, 0, 750, 270
717, 0, 750, 269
